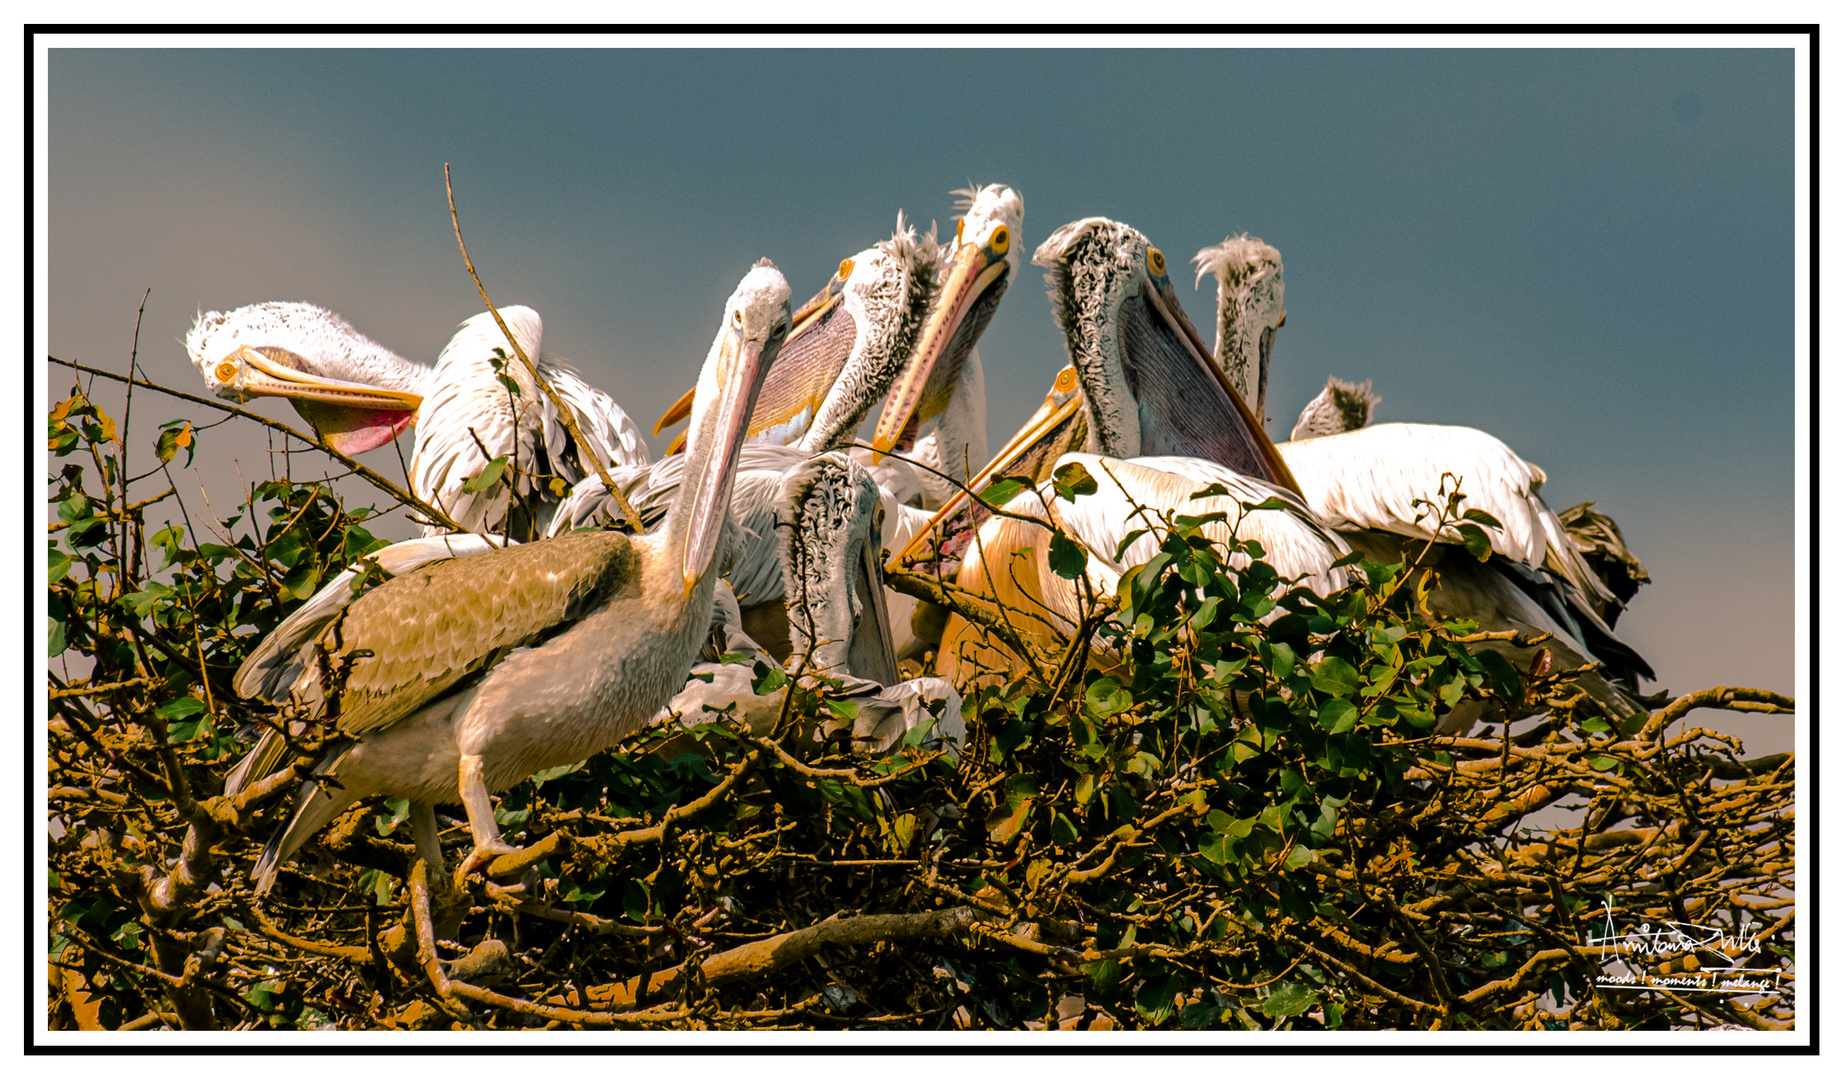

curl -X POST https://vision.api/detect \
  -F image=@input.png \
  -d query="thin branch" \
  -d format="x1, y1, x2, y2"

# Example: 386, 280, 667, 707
443, 163, 644, 533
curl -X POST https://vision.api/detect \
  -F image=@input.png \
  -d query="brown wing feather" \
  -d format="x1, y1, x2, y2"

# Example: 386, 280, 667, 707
299, 531, 637, 736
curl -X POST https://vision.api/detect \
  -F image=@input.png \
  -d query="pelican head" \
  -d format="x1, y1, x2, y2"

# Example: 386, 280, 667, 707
654, 217, 942, 456
777, 452, 898, 684
186, 301, 423, 456
1289, 376, 1380, 441
1033, 216, 1299, 492
789, 214, 944, 452
871, 183, 1024, 458
679, 259, 792, 595
1192, 234, 1285, 419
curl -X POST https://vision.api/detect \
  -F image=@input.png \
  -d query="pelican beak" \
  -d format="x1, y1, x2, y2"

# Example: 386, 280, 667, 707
869, 239, 1008, 461
683, 325, 782, 595
222, 345, 422, 455
889, 365, 1084, 575
847, 522, 901, 686
1143, 282, 1304, 497
654, 386, 696, 437
653, 278, 848, 456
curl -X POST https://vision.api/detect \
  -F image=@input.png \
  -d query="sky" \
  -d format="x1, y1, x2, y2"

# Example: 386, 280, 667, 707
41, 42, 1800, 752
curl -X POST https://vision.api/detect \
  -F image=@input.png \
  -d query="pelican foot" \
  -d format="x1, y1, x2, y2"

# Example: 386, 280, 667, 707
455, 840, 524, 886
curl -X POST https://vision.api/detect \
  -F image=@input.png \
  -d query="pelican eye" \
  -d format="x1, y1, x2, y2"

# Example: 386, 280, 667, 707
837, 257, 855, 281
1054, 367, 1078, 394
988, 225, 1010, 256
1147, 248, 1167, 277
215, 361, 238, 383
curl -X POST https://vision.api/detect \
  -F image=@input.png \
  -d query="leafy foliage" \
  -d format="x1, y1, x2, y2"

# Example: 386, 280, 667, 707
44, 367, 1796, 1033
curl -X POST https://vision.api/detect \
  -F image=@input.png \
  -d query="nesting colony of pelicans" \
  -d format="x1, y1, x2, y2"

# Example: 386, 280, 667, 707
189, 183, 1652, 893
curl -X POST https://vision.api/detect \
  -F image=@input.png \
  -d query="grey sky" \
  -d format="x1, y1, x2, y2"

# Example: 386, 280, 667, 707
45, 46, 1797, 749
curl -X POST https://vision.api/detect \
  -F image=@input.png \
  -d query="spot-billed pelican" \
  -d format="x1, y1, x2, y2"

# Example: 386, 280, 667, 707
900, 218, 1348, 685
652, 216, 943, 457
187, 301, 649, 538
1194, 235, 1652, 714
1285, 375, 1654, 631
657, 452, 962, 758
239, 261, 790, 890
869, 184, 1023, 508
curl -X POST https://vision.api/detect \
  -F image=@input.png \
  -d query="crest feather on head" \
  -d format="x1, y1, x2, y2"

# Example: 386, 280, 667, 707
1192, 233, 1282, 290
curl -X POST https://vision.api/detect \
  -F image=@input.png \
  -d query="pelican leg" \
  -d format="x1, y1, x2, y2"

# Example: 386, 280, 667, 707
455, 753, 521, 877
410, 801, 446, 878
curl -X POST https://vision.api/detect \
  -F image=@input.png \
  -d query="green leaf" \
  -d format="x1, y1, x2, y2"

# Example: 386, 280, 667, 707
1240, 496, 1291, 512
530, 760, 587, 785
1310, 655, 1360, 697
1085, 677, 1133, 719
1198, 833, 1234, 865
1269, 641, 1296, 681
280, 561, 321, 600
1188, 482, 1231, 500
1134, 970, 1185, 1025
562, 880, 607, 904
750, 662, 787, 696
48, 547, 71, 584
59, 492, 91, 523
154, 696, 205, 720
1052, 461, 1098, 501
1047, 531, 1089, 580
1475, 649, 1524, 703
1259, 981, 1317, 1018
154, 419, 195, 467
977, 474, 1034, 510
462, 455, 510, 493
48, 614, 66, 657
1461, 507, 1503, 529
1086, 958, 1123, 995
374, 797, 411, 836
1455, 522, 1493, 562
824, 697, 860, 720
1317, 698, 1357, 734
1589, 756, 1620, 772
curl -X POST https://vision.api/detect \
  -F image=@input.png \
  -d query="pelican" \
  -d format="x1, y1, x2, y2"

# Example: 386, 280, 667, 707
1193, 235, 1652, 712
237, 261, 791, 890
869, 183, 1023, 508
652, 216, 944, 457
901, 218, 1348, 685
638, 216, 977, 651
187, 301, 649, 538
1287, 375, 1654, 630
657, 452, 962, 758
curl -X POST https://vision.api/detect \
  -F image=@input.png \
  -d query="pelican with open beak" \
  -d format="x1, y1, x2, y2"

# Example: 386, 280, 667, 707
200, 341, 423, 457
188, 300, 650, 537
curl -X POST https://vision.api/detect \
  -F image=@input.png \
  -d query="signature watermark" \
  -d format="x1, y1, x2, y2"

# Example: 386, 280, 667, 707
1586, 899, 1783, 998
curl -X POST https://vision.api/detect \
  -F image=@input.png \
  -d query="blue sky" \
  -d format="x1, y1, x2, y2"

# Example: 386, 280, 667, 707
45, 44, 1798, 748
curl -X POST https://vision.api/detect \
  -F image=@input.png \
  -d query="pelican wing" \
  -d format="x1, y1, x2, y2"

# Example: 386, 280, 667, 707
539, 361, 651, 472
298, 531, 637, 738
235, 533, 512, 703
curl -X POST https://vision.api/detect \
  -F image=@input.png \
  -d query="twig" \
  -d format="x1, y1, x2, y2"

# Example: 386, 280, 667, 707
49, 357, 466, 533
443, 163, 644, 533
